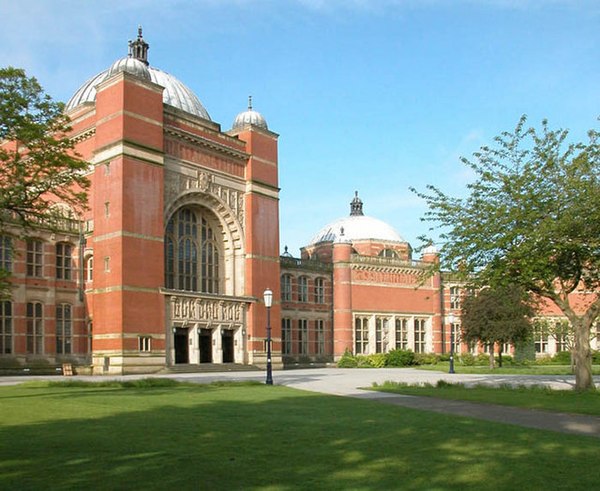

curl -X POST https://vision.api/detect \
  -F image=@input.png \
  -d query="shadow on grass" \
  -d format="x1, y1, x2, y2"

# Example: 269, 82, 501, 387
1, 383, 599, 490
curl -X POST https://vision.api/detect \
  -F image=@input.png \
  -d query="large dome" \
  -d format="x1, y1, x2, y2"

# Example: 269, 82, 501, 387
65, 28, 211, 121
308, 192, 405, 245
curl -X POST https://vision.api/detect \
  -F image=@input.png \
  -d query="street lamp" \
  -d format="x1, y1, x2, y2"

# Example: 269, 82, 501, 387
263, 288, 273, 385
448, 313, 455, 374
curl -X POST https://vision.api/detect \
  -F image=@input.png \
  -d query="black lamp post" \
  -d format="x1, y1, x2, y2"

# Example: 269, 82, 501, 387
264, 288, 273, 385
448, 313, 455, 374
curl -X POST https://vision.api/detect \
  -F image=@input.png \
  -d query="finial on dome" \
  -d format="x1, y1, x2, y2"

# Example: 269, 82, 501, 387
128, 25, 149, 65
350, 191, 364, 216
248, 95, 253, 110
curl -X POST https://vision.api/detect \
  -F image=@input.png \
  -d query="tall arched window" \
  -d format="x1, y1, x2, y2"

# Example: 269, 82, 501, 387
165, 208, 221, 293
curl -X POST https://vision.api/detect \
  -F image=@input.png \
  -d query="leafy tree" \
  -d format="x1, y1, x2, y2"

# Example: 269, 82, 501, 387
461, 286, 534, 368
0, 67, 89, 297
413, 116, 600, 390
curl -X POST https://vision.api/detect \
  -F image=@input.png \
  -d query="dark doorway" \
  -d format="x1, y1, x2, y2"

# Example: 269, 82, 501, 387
222, 330, 234, 363
174, 328, 189, 364
199, 329, 212, 363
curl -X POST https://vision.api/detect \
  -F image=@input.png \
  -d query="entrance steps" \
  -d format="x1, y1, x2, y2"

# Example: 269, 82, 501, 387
160, 363, 260, 374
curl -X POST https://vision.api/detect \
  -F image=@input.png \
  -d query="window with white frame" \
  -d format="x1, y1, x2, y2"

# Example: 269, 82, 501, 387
314, 277, 325, 304
450, 322, 461, 354
414, 318, 426, 353
554, 320, 570, 352
138, 336, 152, 352
56, 243, 73, 280
0, 301, 12, 355
281, 318, 292, 354
26, 302, 44, 354
26, 240, 43, 277
450, 286, 460, 310
395, 318, 408, 350
56, 303, 72, 355
375, 317, 388, 353
298, 277, 308, 302
315, 319, 325, 354
298, 319, 308, 354
533, 324, 549, 354
0, 236, 12, 272
355, 317, 369, 355
86, 256, 93, 282
281, 275, 292, 302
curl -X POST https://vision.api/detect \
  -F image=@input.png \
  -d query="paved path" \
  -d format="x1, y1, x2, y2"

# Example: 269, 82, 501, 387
2, 368, 599, 438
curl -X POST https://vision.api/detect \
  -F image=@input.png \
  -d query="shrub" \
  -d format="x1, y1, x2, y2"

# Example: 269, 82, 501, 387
337, 349, 358, 368
0, 357, 22, 369
475, 353, 491, 365
368, 353, 387, 368
535, 355, 553, 365
413, 353, 438, 365
385, 349, 415, 367
356, 355, 373, 368
438, 353, 451, 362
459, 353, 475, 366
552, 351, 572, 365
593, 351, 600, 365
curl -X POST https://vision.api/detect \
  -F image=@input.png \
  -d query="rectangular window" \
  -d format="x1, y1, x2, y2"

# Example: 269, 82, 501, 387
534, 324, 549, 354
281, 318, 292, 355
395, 318, 408, 350
554, 320, 570, 352
450, 286, 460, 310
26, 240, 43, 277
0, 236, 12, 272
355, 317, 369, 355
26, 302, 44, 354
0, 301, 12, 355
56, 304, 72, 355
298, 277, 308, 303
414, 318, 426, 353
315, 320, 325, 355
281, 275, 292, 302
450, 322, 461, 354
138, 336, 152, 352
375, 317, 388, 353
315, 278, 325, 304
56, 243, 72, 280
298, 319, 308, 355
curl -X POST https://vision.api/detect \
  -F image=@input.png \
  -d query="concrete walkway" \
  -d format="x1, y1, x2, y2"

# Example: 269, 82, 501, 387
2, 367, 599, 438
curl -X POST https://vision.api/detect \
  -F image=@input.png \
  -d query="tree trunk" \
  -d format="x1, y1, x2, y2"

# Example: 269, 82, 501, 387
488, 344, 495, 369
498, 348, 503, 368
572, 318, 595, 391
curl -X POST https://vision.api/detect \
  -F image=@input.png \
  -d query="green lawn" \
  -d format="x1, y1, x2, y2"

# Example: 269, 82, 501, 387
414, 362, 600, 375
1, 379, 599, 491
371, 381, 600, 416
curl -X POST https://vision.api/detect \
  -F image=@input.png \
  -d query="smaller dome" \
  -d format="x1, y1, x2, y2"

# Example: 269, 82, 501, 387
422, 244, 438, 255
232, 96, 268, 130
107, 57, 151, 81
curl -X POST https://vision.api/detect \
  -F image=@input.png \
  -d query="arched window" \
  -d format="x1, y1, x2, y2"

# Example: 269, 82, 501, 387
0, 236, 12, 272
165, 208, 221, 293
56, 242, 73, 280
0, 301, 12, 355
56, 304, 72, 355
26, 302, 44, 354
86, 256, 93, 282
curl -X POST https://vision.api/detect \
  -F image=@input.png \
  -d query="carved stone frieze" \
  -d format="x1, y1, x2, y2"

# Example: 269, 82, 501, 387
165, 169, 245, 230
170, 295, 246, 327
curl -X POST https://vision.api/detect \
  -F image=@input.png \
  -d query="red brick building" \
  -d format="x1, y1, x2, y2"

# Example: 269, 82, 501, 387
1, 30, 597, 373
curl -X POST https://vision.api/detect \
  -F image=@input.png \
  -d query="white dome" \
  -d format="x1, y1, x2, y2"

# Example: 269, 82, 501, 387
309, 215, 404, 245
65, 29, 211, 120
232, 96, 268, 130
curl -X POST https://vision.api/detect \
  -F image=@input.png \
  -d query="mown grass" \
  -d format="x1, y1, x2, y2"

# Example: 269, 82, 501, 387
415, 362, 600, 375
371, 380, 600, 416
1, 379, 599, 491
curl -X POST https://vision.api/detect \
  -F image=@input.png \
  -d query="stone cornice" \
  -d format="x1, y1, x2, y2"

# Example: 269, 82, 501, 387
165, 127, 249, 163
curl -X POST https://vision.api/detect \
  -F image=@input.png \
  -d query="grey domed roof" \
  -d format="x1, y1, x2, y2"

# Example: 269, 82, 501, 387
65, 28, 211, 121
232, 96, 268, 130
308, 192, 405, 245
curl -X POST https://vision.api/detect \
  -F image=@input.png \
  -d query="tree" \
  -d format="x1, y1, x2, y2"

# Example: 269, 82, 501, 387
461, 286, 534, 368
0, 67, 89, 297
412, 116, 600, 390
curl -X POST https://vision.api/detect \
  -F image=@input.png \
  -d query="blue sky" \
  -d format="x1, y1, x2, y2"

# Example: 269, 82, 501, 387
1, 0, 598, 256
